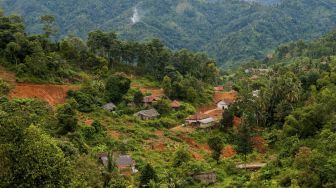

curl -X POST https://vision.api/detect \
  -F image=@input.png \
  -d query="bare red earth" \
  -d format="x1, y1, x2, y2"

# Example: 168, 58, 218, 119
84, 119, 94, 126
251, 136, 267, 153
10, 84, 79, 106
233, 116, 241, 128
222, 145, 236, 158
192, 152, 203, 160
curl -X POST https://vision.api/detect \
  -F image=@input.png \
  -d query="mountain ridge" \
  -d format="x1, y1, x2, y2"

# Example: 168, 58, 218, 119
2, 0, 336, 66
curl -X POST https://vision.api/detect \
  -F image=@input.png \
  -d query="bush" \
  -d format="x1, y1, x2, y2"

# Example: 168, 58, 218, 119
56, 103, 78, 133
0, 79, 10, 96
70, 91, 96, 112
279, 175, 292, 187
105, 73, 130, 103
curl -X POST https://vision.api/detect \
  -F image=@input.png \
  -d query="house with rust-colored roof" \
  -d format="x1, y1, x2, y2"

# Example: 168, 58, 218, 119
170, 100, 181, 109
186, 113, 215, 128
143, 95, 160, 105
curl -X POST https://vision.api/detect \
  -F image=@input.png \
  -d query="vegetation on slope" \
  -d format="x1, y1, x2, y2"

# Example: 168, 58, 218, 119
2, 0, 336, 65
1, 5, 336, 187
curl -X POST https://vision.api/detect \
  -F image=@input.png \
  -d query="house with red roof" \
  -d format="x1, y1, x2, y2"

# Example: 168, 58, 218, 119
170, 100, 181, 109
143, 95, 160, 105
185, 113, 215, 128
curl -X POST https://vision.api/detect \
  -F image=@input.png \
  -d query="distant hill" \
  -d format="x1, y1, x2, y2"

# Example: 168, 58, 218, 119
2, 0, 336, 66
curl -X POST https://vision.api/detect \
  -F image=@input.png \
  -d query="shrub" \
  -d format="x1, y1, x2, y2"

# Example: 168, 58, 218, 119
0, 79, 10, 96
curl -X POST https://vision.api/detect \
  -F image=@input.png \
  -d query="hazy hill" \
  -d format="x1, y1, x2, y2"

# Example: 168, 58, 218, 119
2, 0, 336, 66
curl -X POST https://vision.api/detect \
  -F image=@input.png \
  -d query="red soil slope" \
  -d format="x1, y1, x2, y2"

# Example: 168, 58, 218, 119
10, 84, 79, 106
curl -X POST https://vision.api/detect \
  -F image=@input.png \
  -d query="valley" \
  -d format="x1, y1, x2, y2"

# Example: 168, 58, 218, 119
0, 2, 336, 188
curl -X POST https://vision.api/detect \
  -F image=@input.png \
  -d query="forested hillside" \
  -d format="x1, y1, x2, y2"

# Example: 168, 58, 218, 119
1, 5, 336, 187
2, 0, 336, 66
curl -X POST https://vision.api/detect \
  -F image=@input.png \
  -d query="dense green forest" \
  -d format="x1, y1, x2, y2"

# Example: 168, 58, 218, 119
1, 5, 336, 188
2, 0, 336, 66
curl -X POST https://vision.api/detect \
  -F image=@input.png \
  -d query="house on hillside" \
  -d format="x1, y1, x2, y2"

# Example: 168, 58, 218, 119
236, 163, 266, 171
97, 153, 138, 176
170, 100, 181, 109
143, 95, 160, 105
214, 86, 224, 92
134, 108, 160, 120
98, 152, 109, 166
185, 113, 215, 128
192, 172, 217, 184
102, 102, 117, 112
216, 99, 234, 110
116, 155, 138, 176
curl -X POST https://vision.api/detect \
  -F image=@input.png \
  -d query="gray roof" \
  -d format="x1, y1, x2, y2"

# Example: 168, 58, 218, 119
116, 155, 134, 166
199, 117, 215, 124
102, 102, 116, 111
135, 109, 160, 118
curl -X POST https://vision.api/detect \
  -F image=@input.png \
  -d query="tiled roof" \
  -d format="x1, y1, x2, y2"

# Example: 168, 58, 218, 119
170, 100, 181, 108
136, 108, 160, 117
186, 113, 211, 121
116, 155, 134, 166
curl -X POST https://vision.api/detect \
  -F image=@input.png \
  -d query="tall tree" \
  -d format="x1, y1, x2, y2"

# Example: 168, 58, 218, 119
208, 136, 224, 163
236, 116, 253, 162
40, 15, 58, 38
220, 108, 234, 131
105, 73, 131, 103
139, 164, 158, 188
56, 103, 78, 134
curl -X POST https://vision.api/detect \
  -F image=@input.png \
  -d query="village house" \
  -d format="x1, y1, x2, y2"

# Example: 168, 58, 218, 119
134, 108, 160, 120
143, 95, 160, 105
236, 163, 266, 171
185, 113, 215, 128
170, 100, 181, 109
116, 155, 138, 176
98, 153, 138, 176
192, 171, 217, 184
102, 102, 117, 112
98, 152, 109, 166
216, 99, 234, 110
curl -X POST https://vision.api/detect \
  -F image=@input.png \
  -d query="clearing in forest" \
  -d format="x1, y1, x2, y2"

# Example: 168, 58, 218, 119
0, 67, 79, 106
10, 84, 79, 106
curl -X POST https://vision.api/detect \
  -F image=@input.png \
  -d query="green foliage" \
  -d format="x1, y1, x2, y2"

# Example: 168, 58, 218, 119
105, 74, 131, 103
235, 119, 253, 159
153, 99, 170, 115
139, 164, 158, 188
208, 136, 223, 162
0, 79, 10, 96
4, 0, 336, 65
40, 15, 58, 38
56, 103, 78, 134
173, 147, 191, 167
133, 90, 144, 106
220, 108, 234, 131
68, 90, 96, 112
2, 125, 73, 187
